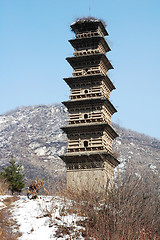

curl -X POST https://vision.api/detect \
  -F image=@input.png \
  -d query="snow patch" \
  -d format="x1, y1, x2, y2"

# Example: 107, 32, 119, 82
116, 140, 121, 145
35, 147, 47, 156
10, 196, 85, 240
130, 142, 135, 146
0, 195, 12, 210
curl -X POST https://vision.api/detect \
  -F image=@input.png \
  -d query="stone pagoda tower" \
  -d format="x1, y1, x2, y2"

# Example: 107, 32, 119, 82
60, 18, 119, 193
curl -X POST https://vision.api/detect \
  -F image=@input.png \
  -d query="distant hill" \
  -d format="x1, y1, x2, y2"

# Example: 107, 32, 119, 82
0, 104, 159, 190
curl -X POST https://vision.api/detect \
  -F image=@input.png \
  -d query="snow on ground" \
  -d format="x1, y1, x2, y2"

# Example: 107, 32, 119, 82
0, 195, 12, 210
8, 195, 85, 240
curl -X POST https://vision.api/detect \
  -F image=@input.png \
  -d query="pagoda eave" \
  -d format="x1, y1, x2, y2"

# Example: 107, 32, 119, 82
66, 54, 113, 70
69, 37, 111, 52
62, 97, 117, 114
63, 74, 116, 91
60, 151, 120, 167
61, 122, 118, 139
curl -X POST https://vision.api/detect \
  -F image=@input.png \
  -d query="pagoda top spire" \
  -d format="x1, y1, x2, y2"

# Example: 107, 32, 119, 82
71, 17, 108, 36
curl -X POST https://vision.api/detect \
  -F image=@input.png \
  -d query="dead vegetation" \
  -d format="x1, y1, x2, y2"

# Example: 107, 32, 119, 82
0, 196, 20, 240
27, 178, 49, 199
60, 170, 160, 240
0, 179, 9, 195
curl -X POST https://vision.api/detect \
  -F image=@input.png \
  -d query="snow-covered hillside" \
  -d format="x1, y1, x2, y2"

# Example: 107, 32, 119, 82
0, 104, 159, 186
0, 104, 68, 189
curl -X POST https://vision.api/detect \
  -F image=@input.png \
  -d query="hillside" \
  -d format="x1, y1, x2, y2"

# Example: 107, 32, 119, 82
0, 104, 159, 189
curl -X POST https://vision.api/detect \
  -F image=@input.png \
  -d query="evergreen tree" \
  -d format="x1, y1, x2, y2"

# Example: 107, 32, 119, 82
0, 158, 25, 194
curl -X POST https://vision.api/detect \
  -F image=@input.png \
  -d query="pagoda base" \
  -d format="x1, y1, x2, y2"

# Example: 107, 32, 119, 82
60, 151, 119, 195
67, 167, 113, 195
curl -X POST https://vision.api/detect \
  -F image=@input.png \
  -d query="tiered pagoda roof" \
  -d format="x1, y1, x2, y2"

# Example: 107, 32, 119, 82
69, 36, 111, 52
62, 97, 117, 115
66, 54, 113, 70
63, 74, 115, 91
61, 18, 119, 173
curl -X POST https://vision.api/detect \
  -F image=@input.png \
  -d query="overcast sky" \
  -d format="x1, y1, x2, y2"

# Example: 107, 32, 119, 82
0, 0, 160, 140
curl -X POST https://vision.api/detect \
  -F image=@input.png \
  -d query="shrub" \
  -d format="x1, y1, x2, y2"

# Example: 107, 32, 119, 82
60, 171, 160, 240
27, 178, 49, 199
0, 159, 25, 194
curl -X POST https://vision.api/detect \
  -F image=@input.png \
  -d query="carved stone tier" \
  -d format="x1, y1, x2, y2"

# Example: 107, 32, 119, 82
69, 36, 111, 56
63, 98, 117, 125
62, 123, 118, 154
63, 74, 115, 92
64, 74, 115, 100
63, 98, 116, 114
62, 122, 117, 137
66, 54, 113, 72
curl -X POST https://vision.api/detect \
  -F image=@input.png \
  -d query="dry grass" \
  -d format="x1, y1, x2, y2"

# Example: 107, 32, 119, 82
0, 179, 9, 195
60, 171, 160, 240
0, 196, 20, 240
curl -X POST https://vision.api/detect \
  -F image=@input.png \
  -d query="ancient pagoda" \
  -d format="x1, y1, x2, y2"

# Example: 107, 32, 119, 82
60, 18, 119, 193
